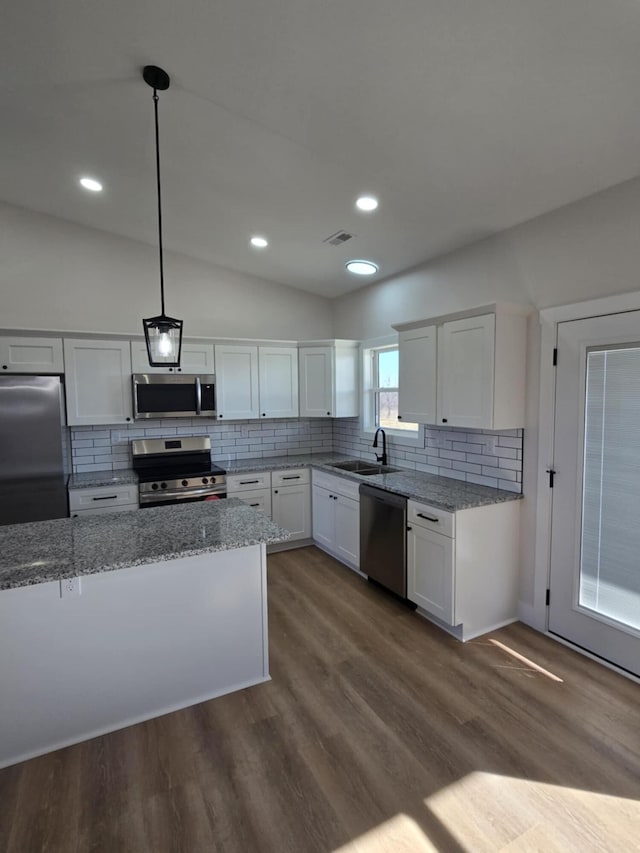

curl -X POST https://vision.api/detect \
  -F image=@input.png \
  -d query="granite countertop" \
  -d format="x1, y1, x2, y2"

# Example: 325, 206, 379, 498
226, 452, 522, 511
312, 463, 522, 512
0, 499, 289, 591
68, 469, 139, 489
65, 452, 521, 513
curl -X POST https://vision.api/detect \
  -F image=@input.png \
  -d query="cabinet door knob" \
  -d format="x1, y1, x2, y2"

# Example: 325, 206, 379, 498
219, 414, 223, 418
442, 418, 448, 423
262, 413, 266, 417
326, 411, 331, 416
397, 415, 403, 420
126, 417, 131, 422
2, 365, 7, 370
274, 489, 279, 494
407, 525, 412, 531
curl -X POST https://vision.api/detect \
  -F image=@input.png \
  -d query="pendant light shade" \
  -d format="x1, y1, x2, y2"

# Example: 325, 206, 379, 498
142, 64, 183, 367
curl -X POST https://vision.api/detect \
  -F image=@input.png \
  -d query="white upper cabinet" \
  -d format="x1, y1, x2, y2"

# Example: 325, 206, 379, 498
437, 314, 495, 429
394, 304, 528, 430
258, 347, 299, 419
214, 345, 259, 420
398, 327, 437, 424
0, 336, 64, 374
131, 341, 214, 375
298, 342, 359, 418
64, 339, 133, 426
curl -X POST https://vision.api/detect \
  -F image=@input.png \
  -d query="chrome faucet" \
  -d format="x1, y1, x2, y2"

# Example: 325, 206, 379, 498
373, 427, 387, 466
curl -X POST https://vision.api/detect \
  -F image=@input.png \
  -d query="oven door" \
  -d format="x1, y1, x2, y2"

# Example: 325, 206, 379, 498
139, 488, 227, 508
133, 374, 216, 419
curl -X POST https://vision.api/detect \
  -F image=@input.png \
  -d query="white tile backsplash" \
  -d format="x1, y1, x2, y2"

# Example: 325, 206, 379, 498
69, 416, 523, 493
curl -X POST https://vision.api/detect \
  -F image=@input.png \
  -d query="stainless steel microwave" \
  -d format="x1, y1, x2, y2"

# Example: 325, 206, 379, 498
132, 374, 216, 419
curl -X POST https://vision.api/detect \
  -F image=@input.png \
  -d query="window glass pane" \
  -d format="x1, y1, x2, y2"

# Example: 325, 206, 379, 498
580, 345, 640, 631
377, 349, 398, 388
375, 391, 418, 432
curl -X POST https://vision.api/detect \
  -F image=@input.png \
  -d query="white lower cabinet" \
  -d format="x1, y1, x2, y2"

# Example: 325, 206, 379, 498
271, 468, 311, 542
407, 497, 521, 641
227, 468, 311, 541
311, 471, 360, 570
227, 472, 272, 517
69, 484, 139, 517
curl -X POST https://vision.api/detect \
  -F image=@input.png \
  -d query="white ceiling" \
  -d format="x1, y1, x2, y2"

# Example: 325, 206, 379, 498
3, 0, 640, 298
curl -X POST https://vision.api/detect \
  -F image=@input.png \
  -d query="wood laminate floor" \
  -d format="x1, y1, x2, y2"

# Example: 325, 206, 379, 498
1, 546, 639, 852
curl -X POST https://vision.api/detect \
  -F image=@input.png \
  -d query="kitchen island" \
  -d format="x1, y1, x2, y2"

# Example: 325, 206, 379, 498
0, 500, 289, 768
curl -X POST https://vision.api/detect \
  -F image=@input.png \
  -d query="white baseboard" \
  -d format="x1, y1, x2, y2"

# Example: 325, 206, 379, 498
0, 675, 271, 770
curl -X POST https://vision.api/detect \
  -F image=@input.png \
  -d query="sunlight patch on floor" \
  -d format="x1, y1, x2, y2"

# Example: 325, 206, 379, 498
425, 771, 640, 852
488, 639, 564, 682
332, 813, 436, 852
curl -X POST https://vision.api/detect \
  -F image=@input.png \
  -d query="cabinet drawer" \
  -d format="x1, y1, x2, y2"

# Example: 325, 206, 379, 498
312, 469, 360, 501
271, 467, 309, 487
71, 503, 138, 517
408, 500, 455, 538
69, 485, 139, 511
229, 488, 272, 518
226, 471, 272, 492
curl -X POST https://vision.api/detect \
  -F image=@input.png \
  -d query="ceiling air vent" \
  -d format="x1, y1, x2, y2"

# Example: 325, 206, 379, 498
323, 230, 354, 247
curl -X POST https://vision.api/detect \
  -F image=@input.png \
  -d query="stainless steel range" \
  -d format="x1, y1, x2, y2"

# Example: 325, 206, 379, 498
131, 437, 226, 507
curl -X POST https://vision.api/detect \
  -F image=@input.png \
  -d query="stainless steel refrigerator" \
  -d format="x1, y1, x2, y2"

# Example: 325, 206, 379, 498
0, 375, 69, 526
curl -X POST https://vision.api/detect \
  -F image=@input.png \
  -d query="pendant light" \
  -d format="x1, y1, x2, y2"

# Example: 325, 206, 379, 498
142, 64, 183, 367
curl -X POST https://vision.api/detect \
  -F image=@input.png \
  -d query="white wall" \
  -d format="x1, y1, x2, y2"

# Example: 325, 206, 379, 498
333, 175, 640, 613
0, 202, 333, 341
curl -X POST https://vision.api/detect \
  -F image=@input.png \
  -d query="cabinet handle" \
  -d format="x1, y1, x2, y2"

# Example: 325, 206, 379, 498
92, 495, 118, 501
407, 525, 412, 531
326, 411, 331, 416
397, 415, 403, 420
262, 413, 266, 417
2, 365, 7, 370
249, 503, 259, 507
442, 418, 448, 423
274, 490, 279, 494
240, 479, 260, 485
219, 414, 223, 418
126, 417, 131, 422
417, 512, 439, 523
282, 475, 300, 480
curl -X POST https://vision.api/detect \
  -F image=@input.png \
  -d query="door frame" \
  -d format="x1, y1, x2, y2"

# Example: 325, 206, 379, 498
532, 290, 640, 672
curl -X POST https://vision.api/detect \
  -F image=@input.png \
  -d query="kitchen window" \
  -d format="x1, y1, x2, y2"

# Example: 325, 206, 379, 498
362, 342, 421, 442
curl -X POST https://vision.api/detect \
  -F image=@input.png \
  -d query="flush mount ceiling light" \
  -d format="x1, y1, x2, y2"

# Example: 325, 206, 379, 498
141, 65, 183, 368
250, 235, 269, 248
345, 260, 379, 276
356, 195, 378, 212
79, 177, 103, 192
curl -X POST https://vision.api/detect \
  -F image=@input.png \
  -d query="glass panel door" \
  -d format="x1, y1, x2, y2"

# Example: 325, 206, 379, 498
549, 311, 640, 676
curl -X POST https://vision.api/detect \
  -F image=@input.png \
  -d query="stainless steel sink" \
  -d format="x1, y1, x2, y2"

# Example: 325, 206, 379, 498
329, 460, 402, 476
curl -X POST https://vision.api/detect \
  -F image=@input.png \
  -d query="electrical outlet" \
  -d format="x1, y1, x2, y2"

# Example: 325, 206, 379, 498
60, 576, 81, 598
485, 435, 497, 454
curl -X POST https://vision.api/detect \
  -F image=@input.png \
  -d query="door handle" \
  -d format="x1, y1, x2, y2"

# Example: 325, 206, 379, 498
195, 377, 202, 415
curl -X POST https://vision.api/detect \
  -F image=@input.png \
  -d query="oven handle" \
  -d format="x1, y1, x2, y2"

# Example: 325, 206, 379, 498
140, 486, 226, 502
195, 377, 202, 415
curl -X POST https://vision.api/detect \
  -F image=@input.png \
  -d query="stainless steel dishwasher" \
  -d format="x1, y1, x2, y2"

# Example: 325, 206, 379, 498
359, 484, 407, 597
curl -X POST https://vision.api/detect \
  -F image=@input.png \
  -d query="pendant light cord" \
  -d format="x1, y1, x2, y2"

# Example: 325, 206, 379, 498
153, 89, 166, 316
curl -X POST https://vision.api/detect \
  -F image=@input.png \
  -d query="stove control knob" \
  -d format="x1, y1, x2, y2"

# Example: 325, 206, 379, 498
182, 480, 188, 487
161, 482, 167, 489
151, 483, 159, 491
202, 477, 209, 484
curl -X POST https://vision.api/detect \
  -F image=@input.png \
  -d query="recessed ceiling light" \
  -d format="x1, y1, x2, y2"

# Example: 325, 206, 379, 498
345, 260, 379, 276
250, 235, 268, 248
79, 177, 103, 192
356, 195, 378, 212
